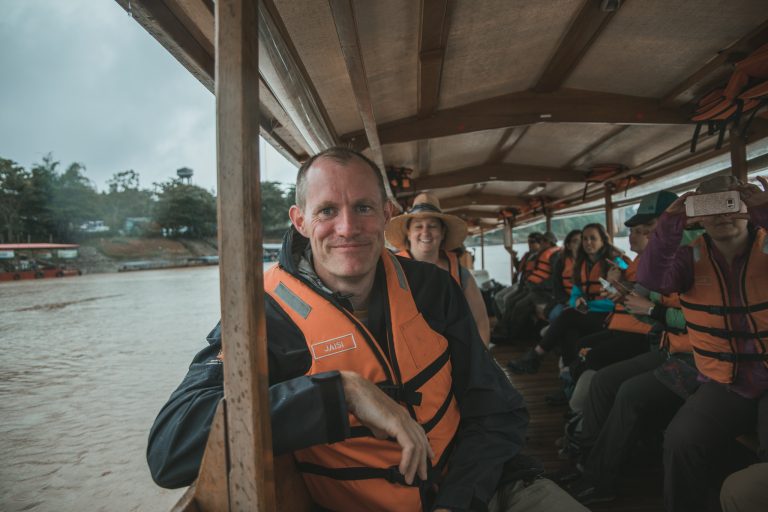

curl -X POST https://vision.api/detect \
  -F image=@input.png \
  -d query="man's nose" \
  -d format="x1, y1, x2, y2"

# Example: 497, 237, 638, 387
335, 207, 361, 236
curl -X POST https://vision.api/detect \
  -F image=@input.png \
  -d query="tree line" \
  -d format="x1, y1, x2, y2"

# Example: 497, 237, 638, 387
0, 154, 295, 244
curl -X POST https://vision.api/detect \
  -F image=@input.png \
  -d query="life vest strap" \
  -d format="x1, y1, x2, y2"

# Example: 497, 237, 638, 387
378, 384, 423, 406
296, 462, 419, 486
402, 348, 450, 393
693, 346, 768, 362
348, 390, 454, 439
686, 320, 768, 340
680, 299, 768, 315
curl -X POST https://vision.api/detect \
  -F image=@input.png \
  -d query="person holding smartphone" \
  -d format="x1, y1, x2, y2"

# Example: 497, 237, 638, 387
637, 175, 768, 512
508, 223, 629, 375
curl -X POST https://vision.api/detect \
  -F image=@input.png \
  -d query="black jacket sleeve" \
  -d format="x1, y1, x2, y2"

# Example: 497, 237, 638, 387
551, 256, 568, 304
147, 311, 350, 488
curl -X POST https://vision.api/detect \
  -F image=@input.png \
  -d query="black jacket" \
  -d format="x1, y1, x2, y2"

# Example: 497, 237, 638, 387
147, 228, 529, 511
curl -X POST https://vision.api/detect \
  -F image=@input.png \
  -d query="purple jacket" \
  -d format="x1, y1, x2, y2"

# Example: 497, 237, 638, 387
638, 203, 768, 399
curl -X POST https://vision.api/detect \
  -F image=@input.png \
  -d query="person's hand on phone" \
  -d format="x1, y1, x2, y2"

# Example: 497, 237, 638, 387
604, 259, 623, 283
737, 175, 768, 208
624, 293, 654, 315
665, 191, 697, 216
574, 297, 588, 314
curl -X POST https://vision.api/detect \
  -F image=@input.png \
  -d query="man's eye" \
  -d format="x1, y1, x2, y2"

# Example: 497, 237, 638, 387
356, 205, 373, 214
319, 207, 335, 217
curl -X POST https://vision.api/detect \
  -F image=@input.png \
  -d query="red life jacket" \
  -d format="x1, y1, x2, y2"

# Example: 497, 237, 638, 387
396, 249, 461, 287
607, 256, 653, 334
527, 246, 559, 285
264, 251, 460, 512
679, 229, 768, 384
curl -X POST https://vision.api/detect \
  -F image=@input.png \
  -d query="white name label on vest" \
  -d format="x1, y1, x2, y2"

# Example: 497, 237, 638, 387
311, 333, 357, 360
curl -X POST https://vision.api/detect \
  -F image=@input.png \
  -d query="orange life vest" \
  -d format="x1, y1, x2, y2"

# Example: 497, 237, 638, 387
396, 249, 461, 287
264, 251, 460, 512
658, 293, 692, 354
679, 229, 768, 384
527, 246, 559, 285
607, 256, 653, 334
561, 252, 575, 296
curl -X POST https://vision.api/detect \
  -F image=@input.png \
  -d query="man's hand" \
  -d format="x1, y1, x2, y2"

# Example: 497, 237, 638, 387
340, 371, 434, 485
665, 191, 697, 216
737, 175, 768, 208
624, 293, 654, 315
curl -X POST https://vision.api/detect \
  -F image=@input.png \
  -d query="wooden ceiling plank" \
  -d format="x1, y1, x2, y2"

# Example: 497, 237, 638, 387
164, 0, 215, 56
418, 0, 451, 116
563, 125, 630, 169
328, 0, 385, 171
661, 19, 768, 107
343, 88, 689, 148
115, 0, 214, 91
534, 0, 619, 93
411, 162, 585, 191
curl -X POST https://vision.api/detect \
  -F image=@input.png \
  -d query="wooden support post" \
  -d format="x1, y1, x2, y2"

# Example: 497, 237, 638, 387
503, 219, 515, 284
730, 127, 748, 182
545, 211, 552, 233
480, 228, 485, 270
216, 0, 276, 510
604, 186, 615, 239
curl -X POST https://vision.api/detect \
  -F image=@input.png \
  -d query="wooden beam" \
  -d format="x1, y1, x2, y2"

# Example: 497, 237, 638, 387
661, 19, 768, 107
343, 89, 689, 148
534, 0, 620, 92
115, 0, 214, 91
604, 186, 615, 237
441, 193, 528, 210
411, 162, 585, 191
216, 0, 276, 510
563, 125, 631, 169
328, 0, 385, 171
485, 126, 529, 163
451, 207, 504, 219
418, 0, 451, 116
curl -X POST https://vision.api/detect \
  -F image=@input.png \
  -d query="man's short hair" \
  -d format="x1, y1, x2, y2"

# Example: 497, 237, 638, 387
295, 147, 387, 209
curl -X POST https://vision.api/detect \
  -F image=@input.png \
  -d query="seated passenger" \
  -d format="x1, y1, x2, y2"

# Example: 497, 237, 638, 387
574, 191, 679, 374
385, 193, 490, 345
501, 231, 561, 340
547, 229, 582, 324
638, 175, 768, 512
146, 148, 588, 512
565, 291, 693, 504
492, 233, 542, 328
508, 223, 628, 374
720, 463, 768, 512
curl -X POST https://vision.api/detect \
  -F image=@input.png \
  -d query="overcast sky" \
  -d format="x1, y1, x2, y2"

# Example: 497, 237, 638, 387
0, 0, 297, 193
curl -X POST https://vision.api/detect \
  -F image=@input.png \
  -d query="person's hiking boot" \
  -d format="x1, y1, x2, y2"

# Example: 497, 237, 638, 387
567, 476, 617, 505
545, 388, 569, 406
507, 349, 541, 374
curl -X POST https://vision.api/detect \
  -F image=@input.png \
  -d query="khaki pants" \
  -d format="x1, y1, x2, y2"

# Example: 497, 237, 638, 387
720, 463, 768, 512
488, 478, 589, 512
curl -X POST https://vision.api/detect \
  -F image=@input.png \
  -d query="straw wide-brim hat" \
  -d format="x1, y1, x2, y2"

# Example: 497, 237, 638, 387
386, 193, 468, 251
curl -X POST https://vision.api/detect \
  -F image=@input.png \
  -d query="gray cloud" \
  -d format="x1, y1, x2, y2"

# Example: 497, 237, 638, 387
0, 0, 296, 193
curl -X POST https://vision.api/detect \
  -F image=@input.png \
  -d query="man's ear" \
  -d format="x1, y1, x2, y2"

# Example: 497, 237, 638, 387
289, 205, 308, 237
384, 200, 394, 224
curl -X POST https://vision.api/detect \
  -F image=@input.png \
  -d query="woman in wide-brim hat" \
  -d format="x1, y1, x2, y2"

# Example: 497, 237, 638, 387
386, 193, 490, 345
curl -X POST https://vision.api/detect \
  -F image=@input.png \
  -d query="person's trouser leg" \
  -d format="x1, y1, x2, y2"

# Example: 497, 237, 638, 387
581, 350, 665, 445
720, 463, 768, 512
664, 381, 758, 512
488, 478, 589, 512
583, 369, 684, 487
507, 294, 535, 335
569, 369, 596, 414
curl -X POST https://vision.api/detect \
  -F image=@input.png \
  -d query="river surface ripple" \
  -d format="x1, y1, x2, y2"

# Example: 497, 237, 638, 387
0, 267, 222, 512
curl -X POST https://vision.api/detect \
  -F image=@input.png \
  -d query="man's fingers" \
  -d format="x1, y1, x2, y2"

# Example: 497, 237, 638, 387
399, 438, 415, 484
757, 175, 767, 190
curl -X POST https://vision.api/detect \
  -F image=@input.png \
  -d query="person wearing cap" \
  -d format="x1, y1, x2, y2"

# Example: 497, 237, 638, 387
386, 192, 491, 345
492, 233, 544, 333
638, 175, 768, 512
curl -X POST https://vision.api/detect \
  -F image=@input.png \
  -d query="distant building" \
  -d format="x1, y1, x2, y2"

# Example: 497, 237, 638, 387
124, 217, 151, 235
79, 220, 110, 233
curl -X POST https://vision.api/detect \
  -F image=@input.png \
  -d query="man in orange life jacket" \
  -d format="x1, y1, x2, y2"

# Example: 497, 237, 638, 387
146, 148, 587, 512
638, 175, 768, 512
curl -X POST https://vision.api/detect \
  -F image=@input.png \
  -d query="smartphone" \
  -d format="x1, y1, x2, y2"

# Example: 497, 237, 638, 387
684, 190, 741, 217
599, 277, 618, 295
575, 301, 589, 314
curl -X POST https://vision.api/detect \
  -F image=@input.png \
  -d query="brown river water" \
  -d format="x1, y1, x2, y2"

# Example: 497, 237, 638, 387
0, 267, 225, 512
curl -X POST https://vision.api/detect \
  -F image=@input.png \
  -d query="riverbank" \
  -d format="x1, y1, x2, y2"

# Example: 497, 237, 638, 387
75, 237, 219, 274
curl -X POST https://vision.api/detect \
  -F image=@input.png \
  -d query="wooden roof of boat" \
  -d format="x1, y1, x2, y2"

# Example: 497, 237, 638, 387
116, 0, 768, 229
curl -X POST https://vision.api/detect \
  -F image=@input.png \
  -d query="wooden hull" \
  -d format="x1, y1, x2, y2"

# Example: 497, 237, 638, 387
0, 268, 81, 282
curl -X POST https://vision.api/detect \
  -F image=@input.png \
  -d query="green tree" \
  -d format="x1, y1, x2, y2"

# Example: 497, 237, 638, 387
50, 162, 101, 240
261, 181, 293, 239
102, 170, 154, 233
0, 158, 30, 243
153, 178, 216, 237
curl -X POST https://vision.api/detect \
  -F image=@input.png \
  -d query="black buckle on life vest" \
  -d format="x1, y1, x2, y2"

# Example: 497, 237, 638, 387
379, 384, 423, 406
